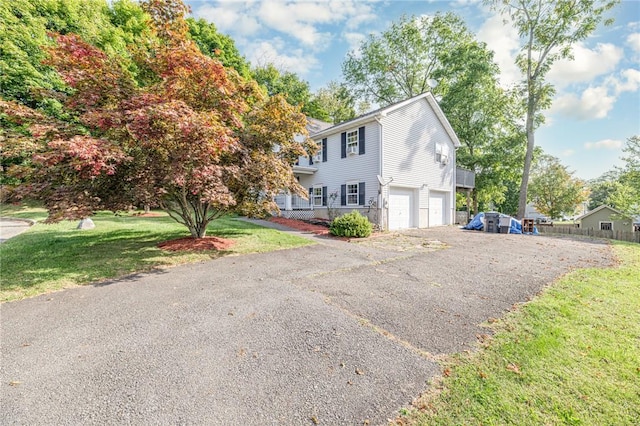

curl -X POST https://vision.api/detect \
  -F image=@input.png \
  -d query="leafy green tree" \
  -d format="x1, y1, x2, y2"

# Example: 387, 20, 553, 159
342, 12, 527, 214
186, 18, 251, 79
485, 0, 619, 218
590, 136, 640, 217
529, 154, 587, 219
309, 81, 356, 124
618, 135, 640, 192
0, 0, 152, 111
251, 63, 317, 115
343, 13, 470, 105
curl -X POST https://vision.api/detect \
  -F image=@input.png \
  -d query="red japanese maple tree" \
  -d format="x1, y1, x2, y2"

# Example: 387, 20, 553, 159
0, 0, 312, 238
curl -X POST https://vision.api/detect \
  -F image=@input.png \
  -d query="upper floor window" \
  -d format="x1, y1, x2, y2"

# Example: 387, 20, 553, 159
346, 130, 358, 155
341, 127, 365, 158
435, 143, 449, 165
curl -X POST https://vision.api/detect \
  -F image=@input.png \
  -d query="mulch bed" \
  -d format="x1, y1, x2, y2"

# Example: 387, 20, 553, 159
269, 217, 331, 235
158, 236, 235, 252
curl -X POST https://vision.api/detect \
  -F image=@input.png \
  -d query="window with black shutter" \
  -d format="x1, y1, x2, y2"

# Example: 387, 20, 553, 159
322, 138, 327, 162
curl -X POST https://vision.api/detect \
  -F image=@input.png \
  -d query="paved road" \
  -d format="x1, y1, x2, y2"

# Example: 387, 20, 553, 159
1, 225, 613, 425
0, 218, 32, 243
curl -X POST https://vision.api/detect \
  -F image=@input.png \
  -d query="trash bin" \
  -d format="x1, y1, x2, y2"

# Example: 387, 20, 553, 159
499, 216, 511, 234
484, 212, 500, 233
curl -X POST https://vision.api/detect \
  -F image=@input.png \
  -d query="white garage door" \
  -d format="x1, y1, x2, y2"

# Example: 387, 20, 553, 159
429, 192, 446, 227
388, 188, 413, 230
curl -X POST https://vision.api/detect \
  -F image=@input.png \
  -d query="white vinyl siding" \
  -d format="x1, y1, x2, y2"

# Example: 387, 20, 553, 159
380, 98, 455, 226
300, 121, 379, 212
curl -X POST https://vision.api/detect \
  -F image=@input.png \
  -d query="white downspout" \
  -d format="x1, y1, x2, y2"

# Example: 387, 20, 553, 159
374, 115, 385, 230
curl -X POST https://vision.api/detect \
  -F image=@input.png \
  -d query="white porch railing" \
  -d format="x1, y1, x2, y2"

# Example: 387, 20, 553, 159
274, 193, 315, 220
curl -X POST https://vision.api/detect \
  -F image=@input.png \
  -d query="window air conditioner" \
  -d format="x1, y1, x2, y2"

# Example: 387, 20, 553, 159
441, 155, 449, 165
347, 145, 358, 155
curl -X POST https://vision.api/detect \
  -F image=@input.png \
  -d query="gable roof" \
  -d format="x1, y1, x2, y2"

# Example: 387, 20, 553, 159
576, 204, 630, 221
308, 92, 461, 148
306, 117, 333, 134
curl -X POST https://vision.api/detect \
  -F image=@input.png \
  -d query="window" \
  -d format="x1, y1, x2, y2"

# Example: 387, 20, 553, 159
341, 128, 365, 158
347, 183, 359, 205
346, 130, 358, 154
600, 221, 612, 231
312, 187, 323, 207
435, 143, 449, 165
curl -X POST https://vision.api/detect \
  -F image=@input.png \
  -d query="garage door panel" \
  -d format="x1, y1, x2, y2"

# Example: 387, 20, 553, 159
389, 188, 413, 230
429, 192, 446, 227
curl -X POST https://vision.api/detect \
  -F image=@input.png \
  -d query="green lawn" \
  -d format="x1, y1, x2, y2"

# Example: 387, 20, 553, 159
0, 205, 312, 302
406, 242, 640, 425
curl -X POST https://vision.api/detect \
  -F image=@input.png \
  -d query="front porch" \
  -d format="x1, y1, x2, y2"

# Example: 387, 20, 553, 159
274, 193, 316, 220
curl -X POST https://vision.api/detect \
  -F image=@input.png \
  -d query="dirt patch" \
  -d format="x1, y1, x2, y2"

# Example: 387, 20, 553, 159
354, 232, 448, 252
133, 212, 164, 217
158, 236, 235, 251
269, 217, 331, 235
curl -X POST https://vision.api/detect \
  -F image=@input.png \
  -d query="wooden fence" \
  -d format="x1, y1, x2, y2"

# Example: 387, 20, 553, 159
537, 225, 640, 243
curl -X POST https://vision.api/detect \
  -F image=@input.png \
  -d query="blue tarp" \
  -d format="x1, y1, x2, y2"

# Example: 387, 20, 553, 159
463, 212, 538, 235
463, 212, 485, 230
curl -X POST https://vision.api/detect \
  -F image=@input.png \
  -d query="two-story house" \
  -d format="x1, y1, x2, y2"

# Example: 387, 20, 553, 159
277, 92, 461, 230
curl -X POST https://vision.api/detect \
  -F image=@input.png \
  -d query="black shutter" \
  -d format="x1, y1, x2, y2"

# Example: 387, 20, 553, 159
309, 187, 312, 201
309, 154, 313, 165
341, 132, 347, 158
341, 184, 346, 206
358, 182, 365, 205
358, 126, 365, 155
322, 138, 327, 162
322, 186, 327, 206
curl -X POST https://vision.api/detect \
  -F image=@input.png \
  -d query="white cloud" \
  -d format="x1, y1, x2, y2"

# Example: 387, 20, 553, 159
584, 139, 623, 150
251, 1, 375, 47
343, 31, 366, 53
547, 43, 623, 89
551, 86, 616, 120
606, 68, 640, 94
193, 3, 261, 36
628, 33, 640, 53
245, 38, 319, 75
476, 13, 522, 88
561, 149, 575, 157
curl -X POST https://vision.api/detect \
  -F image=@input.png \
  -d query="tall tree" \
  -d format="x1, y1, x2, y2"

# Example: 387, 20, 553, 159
1, 0, 312, 238
186, 18, 251, 79
309, 81, 356, 124
342, 13, 469, 105
251, 63, 317, 116
485, 0, 619, 218
590, 136, 640, 217
528, 154, 587, 219
342, 12, 527, 213
0, 0, 152, 113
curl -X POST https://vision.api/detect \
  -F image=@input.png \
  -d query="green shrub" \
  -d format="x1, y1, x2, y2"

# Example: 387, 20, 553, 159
330, 210, 372, 238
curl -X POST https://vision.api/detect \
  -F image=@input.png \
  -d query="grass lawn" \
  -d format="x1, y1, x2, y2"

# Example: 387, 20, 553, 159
404, 242, 640, 425
0, 204, 312, 302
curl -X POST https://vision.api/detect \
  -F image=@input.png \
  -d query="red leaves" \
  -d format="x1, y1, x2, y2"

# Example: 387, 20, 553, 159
36, 136, 126, 178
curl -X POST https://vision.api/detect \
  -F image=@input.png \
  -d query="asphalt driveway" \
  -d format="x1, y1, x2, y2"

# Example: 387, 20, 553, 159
1, 225, 613, 425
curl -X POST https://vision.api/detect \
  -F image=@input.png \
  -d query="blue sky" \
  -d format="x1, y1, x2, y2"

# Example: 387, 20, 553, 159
187, 0, 640, 181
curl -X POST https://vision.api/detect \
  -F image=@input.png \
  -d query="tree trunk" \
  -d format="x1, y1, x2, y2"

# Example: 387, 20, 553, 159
518, 92, 537, 219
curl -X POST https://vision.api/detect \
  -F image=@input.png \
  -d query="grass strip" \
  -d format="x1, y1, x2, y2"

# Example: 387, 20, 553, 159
1, 207, 312, 302
407, 242, 640, 425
